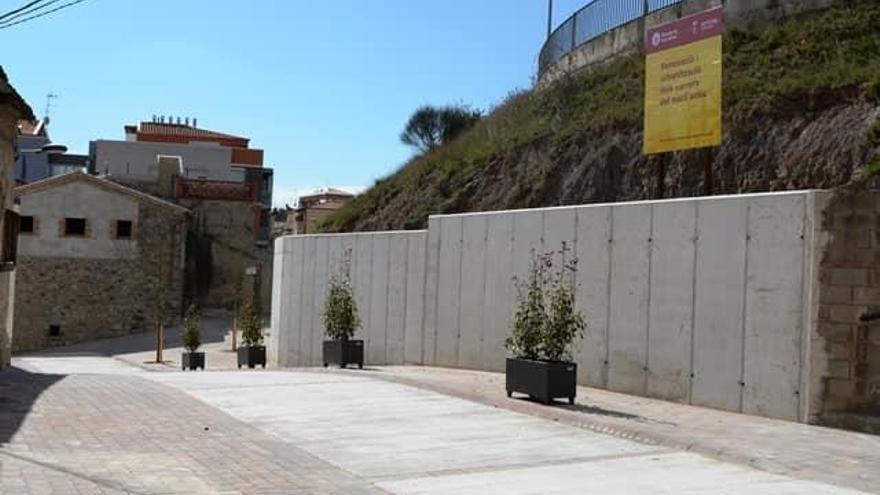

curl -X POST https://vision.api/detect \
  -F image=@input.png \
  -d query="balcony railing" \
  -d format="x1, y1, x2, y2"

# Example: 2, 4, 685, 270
175, 178, 258, 202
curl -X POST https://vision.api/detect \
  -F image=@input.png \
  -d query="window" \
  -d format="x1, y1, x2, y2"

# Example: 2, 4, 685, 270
65, 218, 87, 236
2, 210, 19, 269
48, 325, 61, 337
19, 216, 34, 234
116, 220, 132, 239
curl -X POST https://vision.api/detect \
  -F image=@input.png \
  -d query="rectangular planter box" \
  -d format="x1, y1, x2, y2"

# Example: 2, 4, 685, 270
506, 357, 577, 405
323, 340, 364, 369
182, 352, 205, 371
237, 346, 266, 369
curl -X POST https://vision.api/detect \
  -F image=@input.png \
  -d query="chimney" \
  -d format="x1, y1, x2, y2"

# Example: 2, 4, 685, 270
193, 118, 198, 128
124, 125, 137, 141
185, 117, 190, 126
176, 116, 181, 125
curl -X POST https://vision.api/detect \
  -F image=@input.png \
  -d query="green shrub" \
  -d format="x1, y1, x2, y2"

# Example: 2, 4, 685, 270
238, 301, 263, 347
506, 243, 585, 362
322, 249, 360, 341
181, 304, 201, 353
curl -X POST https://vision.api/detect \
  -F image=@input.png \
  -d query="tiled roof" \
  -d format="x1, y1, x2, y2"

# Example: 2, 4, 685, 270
300, 187, 356, 199
15, 171, 190, 215
0, 66, 35, 121
138, 122, 249, 144
18, 119, 46, 136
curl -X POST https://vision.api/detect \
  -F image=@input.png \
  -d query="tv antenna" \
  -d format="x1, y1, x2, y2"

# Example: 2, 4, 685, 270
44, 93, 59, 120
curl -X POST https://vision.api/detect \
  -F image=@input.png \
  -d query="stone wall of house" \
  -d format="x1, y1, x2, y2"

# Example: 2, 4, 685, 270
0, 106, 16, 367
181, 199, 271, 312
811, 188, 880, 433
12, 199, 187, 353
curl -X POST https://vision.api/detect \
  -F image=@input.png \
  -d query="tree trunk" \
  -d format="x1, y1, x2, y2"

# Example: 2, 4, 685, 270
155, 323, 164, 363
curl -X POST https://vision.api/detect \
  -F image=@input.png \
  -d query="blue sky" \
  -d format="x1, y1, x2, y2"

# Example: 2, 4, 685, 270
4, 0, 586, 207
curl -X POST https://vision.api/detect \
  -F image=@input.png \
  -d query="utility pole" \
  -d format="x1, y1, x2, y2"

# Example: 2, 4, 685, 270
547, 0, 553, 38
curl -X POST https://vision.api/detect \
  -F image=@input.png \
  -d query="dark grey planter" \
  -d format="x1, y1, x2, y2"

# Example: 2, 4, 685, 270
323, 339, 363, 369
237, 345, 266, 369
505, 357, 576, 405
182, 352, 205, 371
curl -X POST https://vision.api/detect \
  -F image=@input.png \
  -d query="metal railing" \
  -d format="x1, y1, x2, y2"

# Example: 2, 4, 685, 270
539, 0, 686, 75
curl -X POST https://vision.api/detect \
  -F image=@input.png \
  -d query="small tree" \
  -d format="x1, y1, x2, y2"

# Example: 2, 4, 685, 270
322, 249, 360, 341
238, 300, 263, 347
400, 104, 481, 152
181, 304, 201, 353
505, 250, 550, 361
542, 243, 585, 362
506, 243, 585, 362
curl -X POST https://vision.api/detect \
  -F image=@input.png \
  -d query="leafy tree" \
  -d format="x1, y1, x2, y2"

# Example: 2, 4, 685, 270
400, 105, 481, 152
322, 249, 360, 341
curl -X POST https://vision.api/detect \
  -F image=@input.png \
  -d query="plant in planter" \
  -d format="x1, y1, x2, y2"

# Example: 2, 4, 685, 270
505, 242, 585, 405
237, 300, 266, 369
181, 304, 205, 371
322, 249, 363, 368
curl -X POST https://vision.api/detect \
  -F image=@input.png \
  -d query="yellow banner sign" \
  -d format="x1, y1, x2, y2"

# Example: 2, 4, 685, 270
643, 7, 723, 155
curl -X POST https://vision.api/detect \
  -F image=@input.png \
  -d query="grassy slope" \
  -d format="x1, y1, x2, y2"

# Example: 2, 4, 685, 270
322, 3, 880, 232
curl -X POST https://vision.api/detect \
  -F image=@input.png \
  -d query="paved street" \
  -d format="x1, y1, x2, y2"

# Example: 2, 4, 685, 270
2, 338, 878, 494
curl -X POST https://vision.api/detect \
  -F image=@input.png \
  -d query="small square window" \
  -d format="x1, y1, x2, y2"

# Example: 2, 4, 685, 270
65, 218, 86, 236
116, 220, 132, 239
48, 325, 61, 337
20, 216, 34, 233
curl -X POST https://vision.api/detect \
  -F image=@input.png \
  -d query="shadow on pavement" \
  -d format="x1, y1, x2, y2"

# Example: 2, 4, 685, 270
0, 367, 64, 445
18, 315, 233, 359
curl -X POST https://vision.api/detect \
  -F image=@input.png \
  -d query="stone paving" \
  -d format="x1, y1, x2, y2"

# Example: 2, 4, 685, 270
1, 361, 384, 495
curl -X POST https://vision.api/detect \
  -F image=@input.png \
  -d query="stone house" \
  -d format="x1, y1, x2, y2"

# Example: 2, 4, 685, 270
0, 67, 34, 368
90, 119, 273, 310
12, 172, 189, 353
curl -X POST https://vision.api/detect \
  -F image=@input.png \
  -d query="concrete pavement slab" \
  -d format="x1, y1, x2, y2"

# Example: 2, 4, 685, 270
146, 369, 872, 494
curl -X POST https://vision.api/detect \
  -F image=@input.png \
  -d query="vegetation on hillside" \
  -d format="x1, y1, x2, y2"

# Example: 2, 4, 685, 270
321, 3, 880, 232
400, 105, 482, 152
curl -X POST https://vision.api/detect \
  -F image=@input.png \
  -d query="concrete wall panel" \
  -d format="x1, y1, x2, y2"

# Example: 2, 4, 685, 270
574, 206, 612, 387
368, 235, 391, 365
647, 202, 696, 402
310, 236, 330, 365
542, 208, 577, 257
287, 238, 305, 367
691, 198, 748, 411
607, 204, 651, 395
269, 237, 286, 366
743, 195, 806, 421
435, 217, 463, 367
298, 237, 318, 365
353, 235, 374, 350
423, 219, 442, 366
458, 216, 488, 369
404, 234, 427, 364
481, 213, 514, 372
386, 236, 408, 364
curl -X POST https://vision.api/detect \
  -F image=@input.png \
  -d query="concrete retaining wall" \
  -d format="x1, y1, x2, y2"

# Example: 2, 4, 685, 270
268, 231, 426, 368
272, 191, 834, 422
